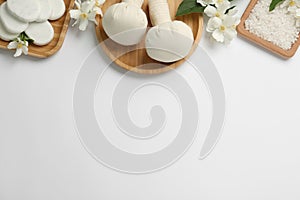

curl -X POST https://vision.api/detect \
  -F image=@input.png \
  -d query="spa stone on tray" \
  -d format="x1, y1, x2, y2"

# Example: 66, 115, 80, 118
25, 21, 54, 46
7, 0, 40, 22
0, 16, 19, 41
0, 3, 28, 34
36, 0, 52, 22
49, 0, 66, 21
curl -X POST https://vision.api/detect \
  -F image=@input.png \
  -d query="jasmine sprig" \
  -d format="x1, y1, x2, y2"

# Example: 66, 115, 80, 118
176, 0, 240, 44
7, 32, 34, 57
176, 0, 235, 16
70, 0, 105, 31
269, 0, 300, 28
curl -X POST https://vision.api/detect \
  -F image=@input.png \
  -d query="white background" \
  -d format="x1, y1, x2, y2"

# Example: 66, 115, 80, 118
1, 0, 300, 199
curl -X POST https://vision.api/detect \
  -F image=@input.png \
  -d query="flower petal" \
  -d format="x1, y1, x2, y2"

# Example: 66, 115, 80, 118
81, 1, 95, 13
296, 9, 300, 17
217, 0, 231, 13
93, 6, 103, 16
70, 10, 81, 19
288, 5, 297, 13
7, 41, 18, 49
88, 11, 97, 20
14, 48, 23, 57
79, 18, 89, 31
280, 0, 289, 8
206, 17, 222, 32
204, 5, 217, 17
88, 12, 98, 25
223, 15, 239, 27
97, 0, 105, 5
224, 28, 237, 41
75, 1, 81, 9
228, 7, 238, 16
212, 29, 225, 42
22, 46, 28, 55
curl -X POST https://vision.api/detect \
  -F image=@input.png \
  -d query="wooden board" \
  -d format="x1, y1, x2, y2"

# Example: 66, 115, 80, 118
0, 0, 75, 58
95, 0, 203, 74
237, 0, 300, 59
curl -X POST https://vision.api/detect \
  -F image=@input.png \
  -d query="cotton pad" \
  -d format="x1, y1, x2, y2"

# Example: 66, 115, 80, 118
0, 3, 28, 34
25, 21, 54, 46
36, 0, 52, 22
7, 0, 40, 22
49, 0, 66, 21
0, 17, 19, 41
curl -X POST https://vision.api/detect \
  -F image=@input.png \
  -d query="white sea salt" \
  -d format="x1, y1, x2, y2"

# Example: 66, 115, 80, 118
245, 0, 299, 50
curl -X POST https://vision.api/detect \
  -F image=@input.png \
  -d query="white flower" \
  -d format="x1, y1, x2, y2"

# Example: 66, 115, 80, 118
206, 15, 240, 43
93, 0, 105, 16
7, 38, 28, 57
197, 0, 216, 7
280, 0, 300, 13
214, 0, 231, 8
204, 0, 231, 19
70, 0, 98, 31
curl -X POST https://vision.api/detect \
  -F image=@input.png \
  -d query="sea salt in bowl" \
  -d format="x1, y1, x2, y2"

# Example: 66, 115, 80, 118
237, 0, 300, 58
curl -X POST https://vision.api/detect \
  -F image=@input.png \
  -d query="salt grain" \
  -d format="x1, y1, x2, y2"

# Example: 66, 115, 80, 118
245, 0, 299, 50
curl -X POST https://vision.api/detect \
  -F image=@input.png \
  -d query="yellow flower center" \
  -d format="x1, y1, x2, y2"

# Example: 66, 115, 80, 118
17, 43, 23, 48
290, 1, 296, 6
220, 25, 226, 31
218, 0, 223, 3
80, 13, 88, 19
215, 12, 221, 17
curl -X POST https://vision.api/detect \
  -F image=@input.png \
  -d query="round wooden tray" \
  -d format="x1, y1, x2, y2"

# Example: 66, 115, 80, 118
95, 0, 203, 74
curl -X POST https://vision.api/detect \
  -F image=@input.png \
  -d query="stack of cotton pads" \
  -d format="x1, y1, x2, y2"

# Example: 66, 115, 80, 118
0, 0, 66, 45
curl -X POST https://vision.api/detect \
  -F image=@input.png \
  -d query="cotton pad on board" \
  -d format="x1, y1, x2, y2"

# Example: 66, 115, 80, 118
0, 2, 28, 34
0, 17, 19, 41
25, 21, 54, 46
7, 0, 40, 22
49, 0, 66, 21
36, 0, 52, 22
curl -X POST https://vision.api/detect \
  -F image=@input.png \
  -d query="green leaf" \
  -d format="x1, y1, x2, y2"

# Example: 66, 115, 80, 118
176, 0, 206, 16
18, 32, 34, 44
269, 0, 284, 11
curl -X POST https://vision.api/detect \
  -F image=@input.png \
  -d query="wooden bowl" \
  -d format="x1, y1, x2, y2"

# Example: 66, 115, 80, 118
0, 0, 75, 58
95, 0, 203, 74
237, 0, 300, 59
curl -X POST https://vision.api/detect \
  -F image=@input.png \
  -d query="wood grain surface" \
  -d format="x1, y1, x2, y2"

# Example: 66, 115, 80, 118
0, 0, 75, 58
95, 0, 203, 74
237, 0, 300, 59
